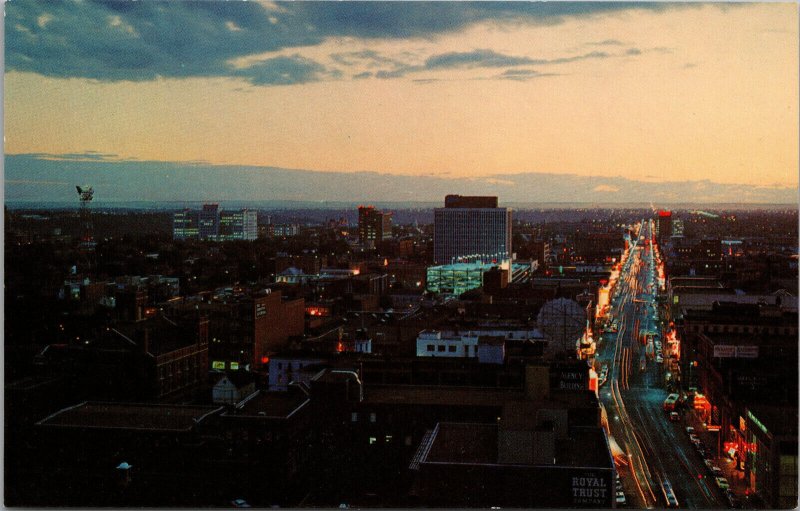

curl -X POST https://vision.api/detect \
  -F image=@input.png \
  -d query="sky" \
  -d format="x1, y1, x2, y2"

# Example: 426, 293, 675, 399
4, 1, 799, 203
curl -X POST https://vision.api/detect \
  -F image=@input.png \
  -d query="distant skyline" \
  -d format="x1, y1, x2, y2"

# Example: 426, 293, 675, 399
5, 153, 797, 205
4, 1, 799, 202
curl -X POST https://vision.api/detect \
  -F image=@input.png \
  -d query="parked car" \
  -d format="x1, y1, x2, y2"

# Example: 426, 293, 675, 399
669, 412, 680, 422
715, 477, 730, 490
685, 426, 695, 436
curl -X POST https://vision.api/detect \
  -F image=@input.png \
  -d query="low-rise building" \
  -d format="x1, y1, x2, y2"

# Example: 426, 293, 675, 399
212, 372, 257, 405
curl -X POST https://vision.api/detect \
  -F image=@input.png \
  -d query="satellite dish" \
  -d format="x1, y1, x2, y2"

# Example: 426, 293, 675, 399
537, 298, 586, 356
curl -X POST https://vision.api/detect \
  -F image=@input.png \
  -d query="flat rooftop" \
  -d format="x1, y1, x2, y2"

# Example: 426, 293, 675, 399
422, 422, 612, 469
225, 391, 309, 419
365, 384, 599, 411
426, 422, 498, 464
365, 385, 520, 408
37, 402, 222, 432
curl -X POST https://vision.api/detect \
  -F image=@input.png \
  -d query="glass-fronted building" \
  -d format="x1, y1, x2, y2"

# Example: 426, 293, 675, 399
427, 261, 530, 296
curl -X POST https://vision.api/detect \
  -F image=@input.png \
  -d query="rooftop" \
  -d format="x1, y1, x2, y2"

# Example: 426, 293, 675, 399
225, 390, 309, 419
365, 385, 519, 408
422, 422, 612, 469
37, 402, 221, 432
426, 422, 498, 464
478, 336, 506, 346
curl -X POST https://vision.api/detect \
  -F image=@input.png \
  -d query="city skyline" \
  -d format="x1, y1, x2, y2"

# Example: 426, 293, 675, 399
4, 1, 799, 204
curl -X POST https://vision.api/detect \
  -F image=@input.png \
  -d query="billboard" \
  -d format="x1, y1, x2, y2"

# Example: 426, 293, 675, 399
713, 345, 736, 358
712, 345, 759, 358
735, 346, 759, 359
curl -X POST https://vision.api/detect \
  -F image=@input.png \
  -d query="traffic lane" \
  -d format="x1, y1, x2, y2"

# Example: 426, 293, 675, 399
622, 295, 724, 508
626, 388, 723, 509
601, 391, 649, 509
616, 231, 723, 508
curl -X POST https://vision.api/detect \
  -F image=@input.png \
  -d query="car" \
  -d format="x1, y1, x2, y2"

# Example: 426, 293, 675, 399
231, 499, 251, 508
715, 477, 730, 490
685, 426, 695, 436
710, 466, 723, 477
689, 433, 701, 445
670, 412, 680, 422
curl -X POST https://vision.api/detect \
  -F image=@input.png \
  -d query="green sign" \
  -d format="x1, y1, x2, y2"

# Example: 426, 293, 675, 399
747, 410, 769, 436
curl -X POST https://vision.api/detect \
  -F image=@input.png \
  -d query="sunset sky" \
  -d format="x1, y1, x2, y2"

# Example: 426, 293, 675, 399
4, 1, 799, 203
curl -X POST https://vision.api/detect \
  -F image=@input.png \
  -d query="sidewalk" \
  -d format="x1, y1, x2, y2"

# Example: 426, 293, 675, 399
682, 409, 762, 509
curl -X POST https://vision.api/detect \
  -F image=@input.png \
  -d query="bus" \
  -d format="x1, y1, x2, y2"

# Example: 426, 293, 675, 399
663, 394, 679, 412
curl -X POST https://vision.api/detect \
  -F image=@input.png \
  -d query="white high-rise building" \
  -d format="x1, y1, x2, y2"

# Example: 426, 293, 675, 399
433, 195, 512, 265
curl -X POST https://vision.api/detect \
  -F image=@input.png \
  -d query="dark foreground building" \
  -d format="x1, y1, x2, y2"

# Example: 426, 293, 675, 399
414, 422, 613, 508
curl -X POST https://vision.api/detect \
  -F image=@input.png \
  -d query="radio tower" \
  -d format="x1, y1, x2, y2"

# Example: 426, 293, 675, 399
76, 185, 95, 245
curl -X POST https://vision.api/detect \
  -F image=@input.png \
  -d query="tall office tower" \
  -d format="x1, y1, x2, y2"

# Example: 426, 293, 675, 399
672, 218, 684, 238
219, 209, 258, 241
657, 210, 673, 244
358, 206, 393, 247
434, 195, 512, 265
199, 203, 221, 241
173, 209, 200, 240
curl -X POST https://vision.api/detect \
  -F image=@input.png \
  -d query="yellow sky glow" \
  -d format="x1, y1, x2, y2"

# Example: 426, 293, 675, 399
4, 3, 798, 187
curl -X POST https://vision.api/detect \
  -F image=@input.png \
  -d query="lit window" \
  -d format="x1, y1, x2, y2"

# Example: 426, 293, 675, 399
369, 437, 377, 445
351, 412, 358, 422
385, 435, 393, 443
370, 413, 377, 423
